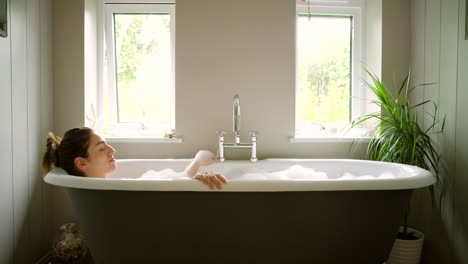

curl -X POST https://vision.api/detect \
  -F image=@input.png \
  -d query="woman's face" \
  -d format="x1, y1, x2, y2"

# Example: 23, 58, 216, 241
80, 133, 116, 178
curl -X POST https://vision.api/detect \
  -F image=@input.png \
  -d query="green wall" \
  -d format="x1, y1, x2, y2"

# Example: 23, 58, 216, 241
410, 0, 468, 263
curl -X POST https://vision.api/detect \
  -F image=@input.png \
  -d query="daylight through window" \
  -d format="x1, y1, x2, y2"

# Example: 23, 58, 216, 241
103, 4, 175, 137
296, 3, 363, 138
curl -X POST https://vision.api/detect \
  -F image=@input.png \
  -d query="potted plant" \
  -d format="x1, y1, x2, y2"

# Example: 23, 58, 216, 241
351, 68, 445, 264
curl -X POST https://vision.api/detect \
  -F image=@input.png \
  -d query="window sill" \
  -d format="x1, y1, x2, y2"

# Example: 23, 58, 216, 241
106, 137, 183, 144
289, 137, 371, 143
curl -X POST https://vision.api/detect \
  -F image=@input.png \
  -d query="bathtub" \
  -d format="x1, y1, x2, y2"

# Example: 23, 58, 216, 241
44, 159, 434, 264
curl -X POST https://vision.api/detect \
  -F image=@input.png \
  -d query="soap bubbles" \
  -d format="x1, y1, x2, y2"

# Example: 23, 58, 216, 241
135, 164, 330, 181
132, 165, 397, 181
234, 165, 328, 180
138, 169, 189, 180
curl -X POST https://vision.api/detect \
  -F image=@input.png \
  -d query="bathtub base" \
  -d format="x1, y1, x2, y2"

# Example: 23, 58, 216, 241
69, 189, 412, 264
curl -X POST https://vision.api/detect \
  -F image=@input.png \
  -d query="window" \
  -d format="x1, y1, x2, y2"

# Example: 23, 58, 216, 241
102, 3, 175, 138
295, 1, 364, 138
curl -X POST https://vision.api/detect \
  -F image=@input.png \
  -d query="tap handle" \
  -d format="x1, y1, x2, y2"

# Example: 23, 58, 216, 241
216, 130, 227, 137
249, 131, 258, 137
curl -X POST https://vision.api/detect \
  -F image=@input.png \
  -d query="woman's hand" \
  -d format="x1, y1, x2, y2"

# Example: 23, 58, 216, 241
184, 150, 226, 189
193, 172, 228, 190
190, 151, 227, 189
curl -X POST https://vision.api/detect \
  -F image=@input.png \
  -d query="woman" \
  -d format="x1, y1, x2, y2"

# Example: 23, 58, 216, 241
42, 127, 227, 189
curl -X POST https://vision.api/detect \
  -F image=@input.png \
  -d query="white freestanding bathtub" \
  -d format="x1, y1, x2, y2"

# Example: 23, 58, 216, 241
45, 159, 434, 264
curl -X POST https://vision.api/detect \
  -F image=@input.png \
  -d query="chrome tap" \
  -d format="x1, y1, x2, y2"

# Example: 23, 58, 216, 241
217, 95, 257, 162
233, 95, 241, 144
217, 130, 226, 162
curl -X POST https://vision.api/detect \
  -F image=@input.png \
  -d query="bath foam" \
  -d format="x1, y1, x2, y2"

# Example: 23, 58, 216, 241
135, 165, 397, 181
136, 165, 329, 181
138, 169, 189, 180
337, 172, 398, 180
233, 165, 328, 180
272, 164, 328, 180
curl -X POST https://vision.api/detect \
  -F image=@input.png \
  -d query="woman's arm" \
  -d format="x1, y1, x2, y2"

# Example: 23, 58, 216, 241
184, 150, 227, 189
184, 150, 219, 176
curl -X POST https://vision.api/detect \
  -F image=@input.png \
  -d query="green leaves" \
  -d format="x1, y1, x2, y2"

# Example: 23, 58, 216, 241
352, 68, 445, 185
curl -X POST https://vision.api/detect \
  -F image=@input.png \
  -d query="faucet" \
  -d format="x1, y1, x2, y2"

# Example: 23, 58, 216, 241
233, 95, 241, 144
217, 95, 257, 162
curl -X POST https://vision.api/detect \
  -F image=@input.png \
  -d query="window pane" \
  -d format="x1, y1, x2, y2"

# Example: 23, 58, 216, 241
114, 13, 173, 124
297, 15, 351, 129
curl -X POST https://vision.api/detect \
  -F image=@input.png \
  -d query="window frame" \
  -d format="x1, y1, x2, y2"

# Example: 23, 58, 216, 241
101, 2, 176, 138
295, 1, 366, 138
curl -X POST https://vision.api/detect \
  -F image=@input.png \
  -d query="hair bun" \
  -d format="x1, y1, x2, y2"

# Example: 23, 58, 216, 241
46, 132, 62, 150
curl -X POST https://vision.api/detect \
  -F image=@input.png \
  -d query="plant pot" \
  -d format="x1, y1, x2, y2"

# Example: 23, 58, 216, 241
387, 227, 424, 264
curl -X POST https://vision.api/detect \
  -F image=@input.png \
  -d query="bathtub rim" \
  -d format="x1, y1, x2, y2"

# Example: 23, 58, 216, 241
43, 158, 435, 192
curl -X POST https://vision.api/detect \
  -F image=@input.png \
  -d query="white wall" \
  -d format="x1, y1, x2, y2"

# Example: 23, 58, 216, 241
53, 0, 85, 136
0, 0, 54, 263
382, 0, 410, 87
365, 0, 382, 76
85, 0, 97, 126
174, 0, 298, 159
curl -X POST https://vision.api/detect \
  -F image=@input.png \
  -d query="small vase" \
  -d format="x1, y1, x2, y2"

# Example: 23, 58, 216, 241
387, 227, 424, 264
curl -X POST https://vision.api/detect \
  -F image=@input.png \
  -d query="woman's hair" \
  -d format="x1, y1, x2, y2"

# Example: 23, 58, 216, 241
41, 127, 94, 176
